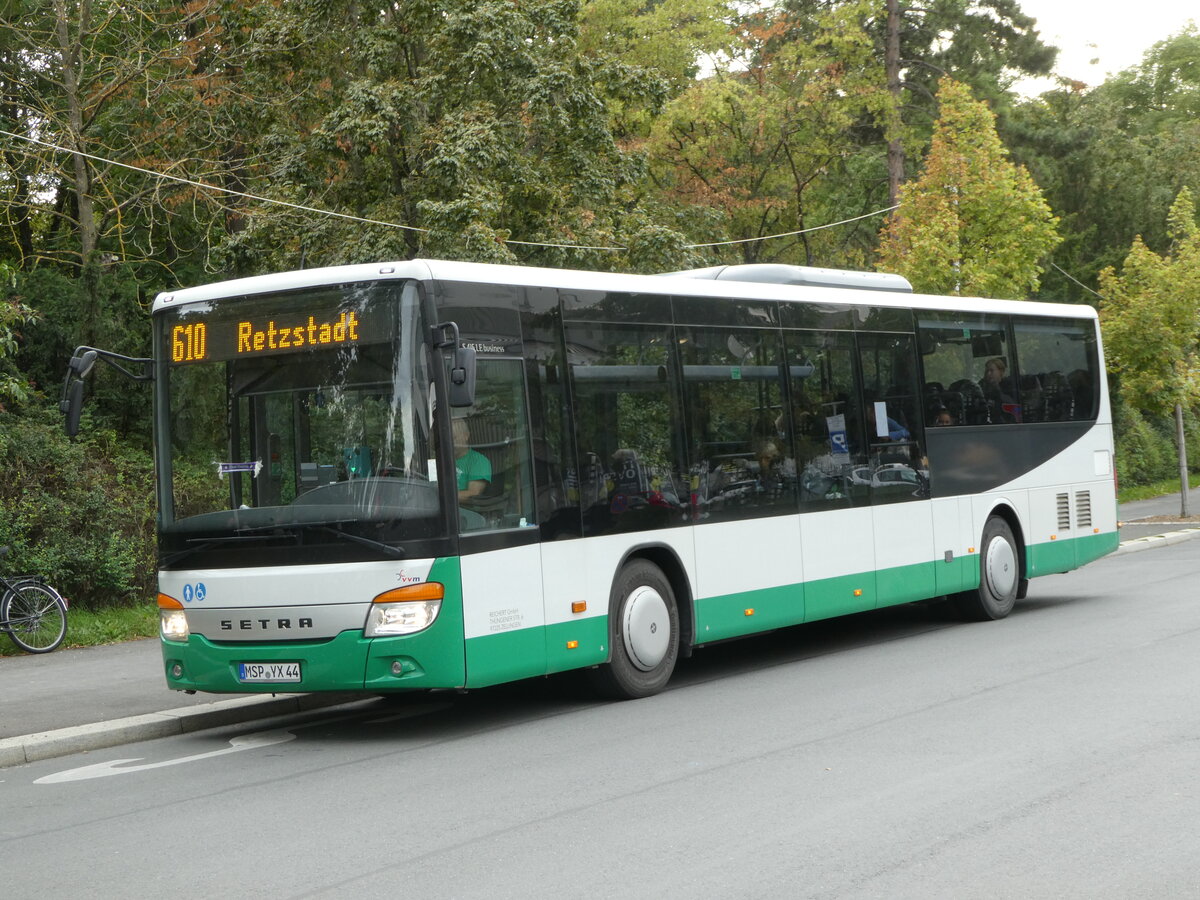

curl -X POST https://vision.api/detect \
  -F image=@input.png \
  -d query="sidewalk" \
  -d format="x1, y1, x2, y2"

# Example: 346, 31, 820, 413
3, 491, 1199, 768
0, 639, 355, 767
1116, 489, 1200, 545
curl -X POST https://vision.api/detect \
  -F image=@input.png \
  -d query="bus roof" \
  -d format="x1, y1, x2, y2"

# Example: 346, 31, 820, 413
151, 258, 1098, 321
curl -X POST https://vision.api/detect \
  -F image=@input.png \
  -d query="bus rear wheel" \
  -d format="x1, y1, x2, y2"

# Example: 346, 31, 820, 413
589, 560, 679, 700
956, 516, 1019, 621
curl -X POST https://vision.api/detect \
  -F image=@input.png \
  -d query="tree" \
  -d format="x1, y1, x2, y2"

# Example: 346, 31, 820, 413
1005, 26, 1200, 302
1099, 188, 1200, 417
645, 0, 889, 267
877, 77, 1059, 297
777, 0, 1057, 207
201, 0, 697, 275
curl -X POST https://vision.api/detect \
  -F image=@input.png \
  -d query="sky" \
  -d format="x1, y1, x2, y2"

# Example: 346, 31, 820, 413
1015, 0, 1198, 94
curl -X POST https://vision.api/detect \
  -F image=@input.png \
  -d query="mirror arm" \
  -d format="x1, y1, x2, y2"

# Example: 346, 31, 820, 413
59, 345, 154, 437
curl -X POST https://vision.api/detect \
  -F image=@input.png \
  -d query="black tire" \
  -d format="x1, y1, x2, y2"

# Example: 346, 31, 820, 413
589, 560, 680, 700
955, 516, 1020, 621
2, 582, 67, 653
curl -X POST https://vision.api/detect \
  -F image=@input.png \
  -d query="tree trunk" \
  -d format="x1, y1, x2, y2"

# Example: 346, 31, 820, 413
885, 0, 904, 207
53, 0, 98, 268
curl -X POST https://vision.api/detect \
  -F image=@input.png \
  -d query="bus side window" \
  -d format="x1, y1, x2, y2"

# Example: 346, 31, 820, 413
456, 358, 538, 532
783, 330, 869, 509
679, 326, 795, 521
857, 331, 928, 504
564, 321, 689, 537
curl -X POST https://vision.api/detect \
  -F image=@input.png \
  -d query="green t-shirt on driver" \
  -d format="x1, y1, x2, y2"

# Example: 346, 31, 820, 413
456, 448, 492, 491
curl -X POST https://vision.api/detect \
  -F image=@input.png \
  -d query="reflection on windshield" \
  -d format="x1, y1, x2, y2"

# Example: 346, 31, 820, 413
159, 280, 442, 551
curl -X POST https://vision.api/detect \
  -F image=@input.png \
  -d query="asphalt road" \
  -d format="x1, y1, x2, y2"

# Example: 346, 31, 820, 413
2, 538, 1199, 899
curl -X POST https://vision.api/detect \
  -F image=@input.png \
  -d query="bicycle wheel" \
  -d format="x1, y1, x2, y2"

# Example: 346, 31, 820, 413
2, 582, 67, 653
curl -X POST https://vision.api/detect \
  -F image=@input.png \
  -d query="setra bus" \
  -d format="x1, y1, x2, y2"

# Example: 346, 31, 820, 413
63, 259, 1119, 699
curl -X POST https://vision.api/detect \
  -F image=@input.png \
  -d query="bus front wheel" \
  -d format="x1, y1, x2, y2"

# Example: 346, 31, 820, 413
590, 560, 679, 700
956, 516, 1019, 621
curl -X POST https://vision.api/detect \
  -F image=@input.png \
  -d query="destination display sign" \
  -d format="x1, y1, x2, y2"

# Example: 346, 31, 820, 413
166, 295, 396, 366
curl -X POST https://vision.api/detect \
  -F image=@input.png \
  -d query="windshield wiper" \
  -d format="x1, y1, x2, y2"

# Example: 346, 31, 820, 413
314, 525, 406, 559
160, 533, 290, 568
235, 520, 406, 559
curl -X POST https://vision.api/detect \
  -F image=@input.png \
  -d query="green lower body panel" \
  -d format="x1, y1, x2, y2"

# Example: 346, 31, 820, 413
696, 558, 942, 642
462, 616, 609, 687
1027, 530, 1119, 577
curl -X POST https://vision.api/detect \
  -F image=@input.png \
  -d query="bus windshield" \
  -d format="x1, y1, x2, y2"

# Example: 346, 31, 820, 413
156, 279, 441, 563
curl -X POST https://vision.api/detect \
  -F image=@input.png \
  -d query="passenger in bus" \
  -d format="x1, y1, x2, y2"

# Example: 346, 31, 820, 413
865, 400, 910, 442
980, 357, 1016, 422
932, 407, 955, 426
452, 418, 492, 501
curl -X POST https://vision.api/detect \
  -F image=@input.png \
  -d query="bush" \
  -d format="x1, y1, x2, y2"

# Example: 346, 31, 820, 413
1112, 394, 1198, 487
0, 404, 155, 608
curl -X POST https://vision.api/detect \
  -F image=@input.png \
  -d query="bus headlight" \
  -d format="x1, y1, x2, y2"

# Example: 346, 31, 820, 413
158, 593, 190, 643
365, 583, 444, 636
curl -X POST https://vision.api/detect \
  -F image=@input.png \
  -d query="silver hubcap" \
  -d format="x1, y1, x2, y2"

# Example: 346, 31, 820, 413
623, 585, 670, 671
985, 534, 1017, 599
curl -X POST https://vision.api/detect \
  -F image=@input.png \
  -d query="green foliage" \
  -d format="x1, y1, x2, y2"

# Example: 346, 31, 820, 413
0, 406, 156, 608
878, 78, 1061, 297
646, 0, 888, 266
1113, 395, 1177, 487
1006, 26, 1200, 302
1100, 188, 1200, 416
0, 261, 35, 407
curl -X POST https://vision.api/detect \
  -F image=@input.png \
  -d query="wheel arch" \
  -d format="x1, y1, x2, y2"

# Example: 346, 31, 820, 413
612, 542, 695, 659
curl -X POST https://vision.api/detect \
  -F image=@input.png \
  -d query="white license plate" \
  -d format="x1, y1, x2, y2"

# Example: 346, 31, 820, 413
237, 662, 301, 683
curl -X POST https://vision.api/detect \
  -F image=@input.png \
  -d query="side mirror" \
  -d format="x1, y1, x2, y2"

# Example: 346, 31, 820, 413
63, 379, 85, 438
447, 346, 477, 408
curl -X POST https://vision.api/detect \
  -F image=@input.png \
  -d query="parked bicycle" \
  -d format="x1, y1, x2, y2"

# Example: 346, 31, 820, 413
0, 546, 68, 654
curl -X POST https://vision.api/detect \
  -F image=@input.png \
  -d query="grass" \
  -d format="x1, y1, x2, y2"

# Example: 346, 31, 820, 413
0, 601, 156, 658
1118, 473, 1200, 505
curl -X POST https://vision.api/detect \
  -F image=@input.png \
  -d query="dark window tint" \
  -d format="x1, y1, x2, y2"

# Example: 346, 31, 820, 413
560, 291, 672, 323
1013, 316, 1099, 422
680, 327, 795, 522
565, 322, 689, 536
672, 295, 779, 328
918, 312, 1016, 425
436, 281, 523, 350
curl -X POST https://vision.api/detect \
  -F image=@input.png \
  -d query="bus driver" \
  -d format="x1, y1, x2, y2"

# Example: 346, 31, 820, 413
453, 418, 492, 502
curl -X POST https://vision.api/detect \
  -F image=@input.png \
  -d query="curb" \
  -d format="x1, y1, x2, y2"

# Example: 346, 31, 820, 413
1116, 527, 1200, 555
0, 691, 357, 769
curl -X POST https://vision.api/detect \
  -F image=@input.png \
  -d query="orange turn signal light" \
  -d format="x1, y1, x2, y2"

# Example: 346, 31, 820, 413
566, 640, 579, 649
571, 601, 587, 614
372, 582, 445, 603
157, 593, 184, 609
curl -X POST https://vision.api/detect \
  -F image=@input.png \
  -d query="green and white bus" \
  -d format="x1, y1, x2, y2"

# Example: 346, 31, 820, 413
66, 259, 1118, 699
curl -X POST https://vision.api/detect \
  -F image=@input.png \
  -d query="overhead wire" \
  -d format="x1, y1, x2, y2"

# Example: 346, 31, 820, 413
0, 127, 897, 253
